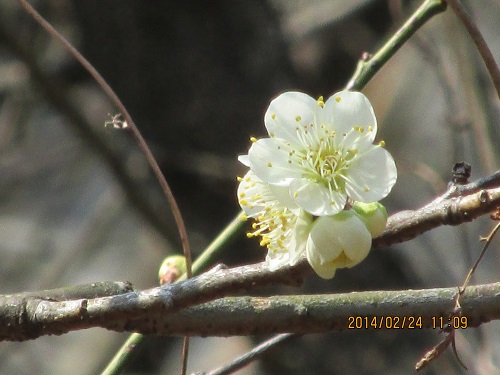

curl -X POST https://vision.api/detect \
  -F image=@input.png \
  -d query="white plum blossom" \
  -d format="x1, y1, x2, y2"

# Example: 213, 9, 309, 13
244, 91, 397, 216
237, 170, 388, 278
237, 90, 396, 279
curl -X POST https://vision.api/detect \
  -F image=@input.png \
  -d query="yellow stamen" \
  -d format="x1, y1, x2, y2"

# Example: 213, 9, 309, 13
317, 96, 325, 107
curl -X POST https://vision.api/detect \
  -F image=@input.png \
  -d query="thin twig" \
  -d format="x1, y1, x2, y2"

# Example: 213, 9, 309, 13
459, 222, 500, 294
15, 0, 193, 278
416, 219, 500, 371
181, 337, 190, 375
196, 334, 295, 375
0, 13, 170, 240
16, 1, 194, 372
446, 0, 500, 101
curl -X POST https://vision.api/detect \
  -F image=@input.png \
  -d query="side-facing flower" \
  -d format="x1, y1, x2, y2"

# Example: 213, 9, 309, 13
246, 91, 397, 216
305, 201, 388, 279
237, 170, 309, 270
305, 210, 372, 279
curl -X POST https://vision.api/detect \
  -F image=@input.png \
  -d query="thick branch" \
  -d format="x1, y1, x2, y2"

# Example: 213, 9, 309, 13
146, 282, 500, 336
1, 179, 499, 341
1, 281, 133, 302
3, 282, 500, 339
0, 262, 309, 341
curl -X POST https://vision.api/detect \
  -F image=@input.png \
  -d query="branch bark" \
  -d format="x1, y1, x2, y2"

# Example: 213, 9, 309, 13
137, 282, 500, 336
0, 262, 309, 341
2, 281, 499, 340
1, 177, 499, 341
374, 184, 500, 247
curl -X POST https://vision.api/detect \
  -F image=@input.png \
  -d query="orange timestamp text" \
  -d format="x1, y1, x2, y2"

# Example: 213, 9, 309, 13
348, 316, 423, 329
347, 315, 469, 329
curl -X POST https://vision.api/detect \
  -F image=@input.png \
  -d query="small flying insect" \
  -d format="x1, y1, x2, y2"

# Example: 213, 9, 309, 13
104, 113, 128, 129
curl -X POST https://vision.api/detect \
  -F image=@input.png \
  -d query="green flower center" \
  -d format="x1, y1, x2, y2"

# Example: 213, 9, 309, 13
305, 146, 357, 192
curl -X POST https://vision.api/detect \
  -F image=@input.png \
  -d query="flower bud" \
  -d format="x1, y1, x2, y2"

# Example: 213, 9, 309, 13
158, 255, 187, 285
352, 201, 388, 237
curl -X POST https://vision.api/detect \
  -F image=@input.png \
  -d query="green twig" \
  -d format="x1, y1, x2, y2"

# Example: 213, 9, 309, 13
101, 213, 245, 375
344, 0, 447, 91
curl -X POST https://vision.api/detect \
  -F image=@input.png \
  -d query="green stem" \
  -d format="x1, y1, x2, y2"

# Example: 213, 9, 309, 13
344, 0, 447, 91
188, 212, 245, 279
101, 213, 245, 375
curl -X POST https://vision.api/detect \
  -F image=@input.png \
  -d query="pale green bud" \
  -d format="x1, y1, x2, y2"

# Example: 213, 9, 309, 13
352, 202, 388, 237
158, 255, 187, 285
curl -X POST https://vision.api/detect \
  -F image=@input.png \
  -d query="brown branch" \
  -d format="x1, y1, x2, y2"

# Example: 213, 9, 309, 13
0, 262, 309, 342
3, 281, 500, 340
1, 174, 500, 341
374, 184, 500, 247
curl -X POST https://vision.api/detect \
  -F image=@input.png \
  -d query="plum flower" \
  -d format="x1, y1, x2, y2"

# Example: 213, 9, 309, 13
237, 170, 388, 278
242, 91, 397, 216
237, 170, 307, 270
305, 204, 386, 279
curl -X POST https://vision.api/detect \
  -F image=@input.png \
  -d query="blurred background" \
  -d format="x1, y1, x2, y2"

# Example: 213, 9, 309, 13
0, 0, 500, 374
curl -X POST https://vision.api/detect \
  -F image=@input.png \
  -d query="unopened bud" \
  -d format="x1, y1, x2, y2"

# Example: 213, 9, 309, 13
158, 255, 187, 285
352, 202, 388, 237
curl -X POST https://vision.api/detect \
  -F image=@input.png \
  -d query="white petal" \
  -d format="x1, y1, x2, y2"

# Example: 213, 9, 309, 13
264, 92, 318, 147
306, 216, 344, 263
289, 178, 346, 216
288, 210, 313, 265
237, 170, 265, 216
336, 215, 372, 266
248, 138, 300, 186
324, 91, 377, 142
346, 146, 397, 202
238, 154, 250, 167
269, 184, 300, 214
266, 250, 290, 271
306, 249, 337, 279
306, 212, 372, 277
